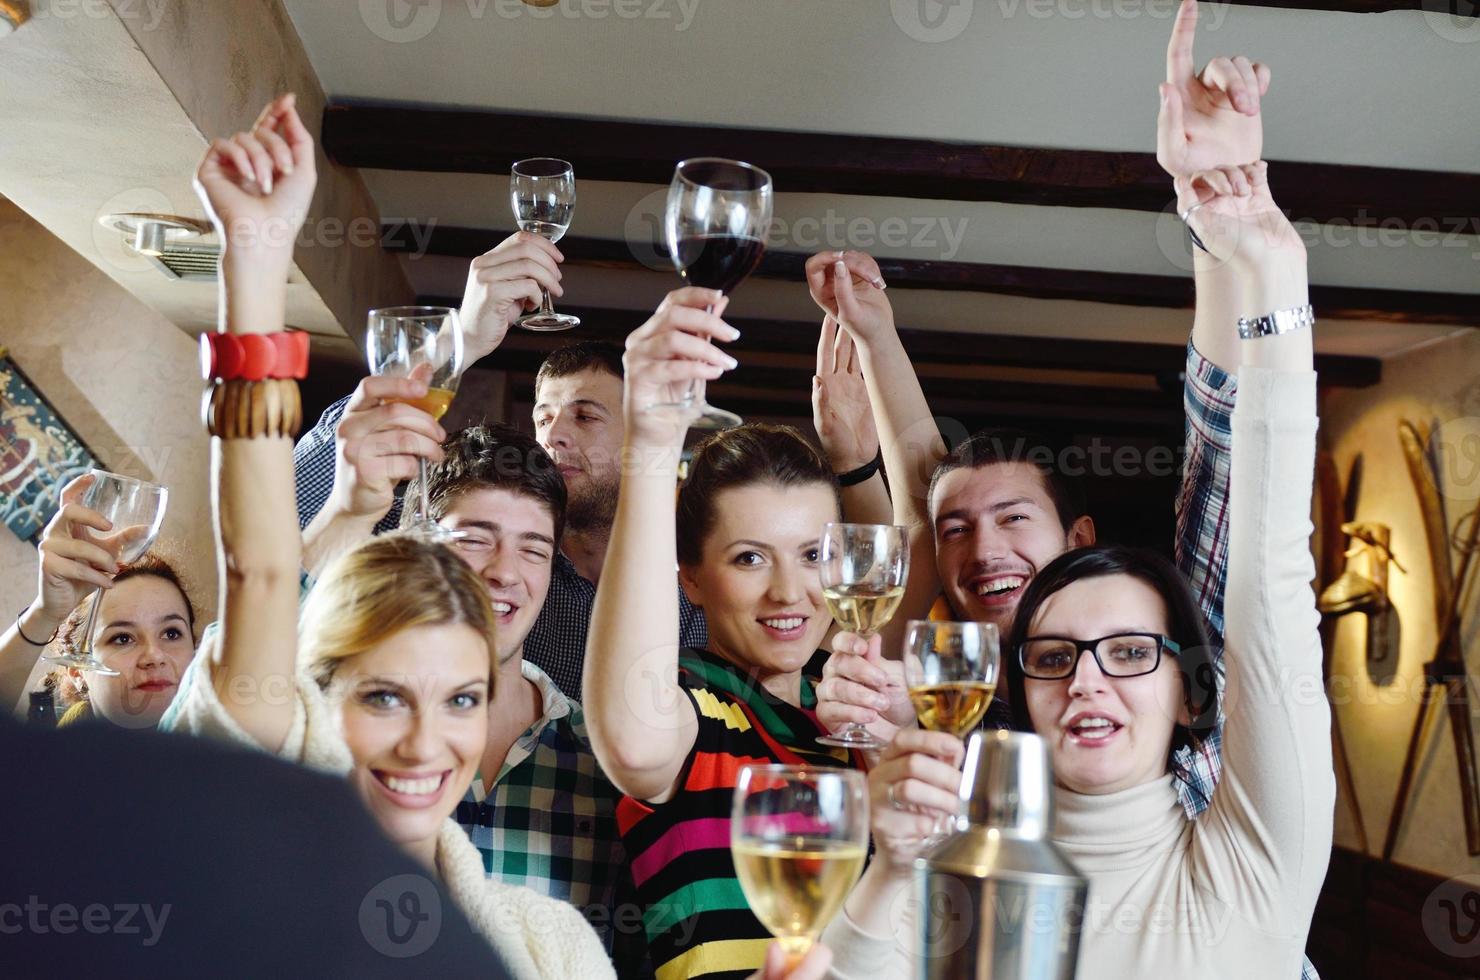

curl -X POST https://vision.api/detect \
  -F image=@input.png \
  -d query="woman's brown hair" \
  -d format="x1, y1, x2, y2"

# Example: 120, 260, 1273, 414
675, 423, 840, 567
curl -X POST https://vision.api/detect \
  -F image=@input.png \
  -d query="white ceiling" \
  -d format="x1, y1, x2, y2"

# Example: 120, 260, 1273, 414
282, 0, 1480, 361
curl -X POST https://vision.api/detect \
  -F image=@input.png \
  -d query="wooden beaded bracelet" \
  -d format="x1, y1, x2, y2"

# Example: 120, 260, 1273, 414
203, 379, 303, 439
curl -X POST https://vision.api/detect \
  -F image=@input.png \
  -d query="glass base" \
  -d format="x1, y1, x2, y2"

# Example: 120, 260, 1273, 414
403, 520, 467, 543
518, 311, 580, 331
43, 652, 119, 676
643, 398, 742, 430
816, 726, 887, 750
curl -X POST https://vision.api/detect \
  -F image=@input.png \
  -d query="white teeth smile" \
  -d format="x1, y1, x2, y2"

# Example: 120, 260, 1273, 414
1071, 718, 1119, 740
761, 617, 804, 631
383, 774, 442, 796
491, 601, 513, 614
975, 576, 1026, 597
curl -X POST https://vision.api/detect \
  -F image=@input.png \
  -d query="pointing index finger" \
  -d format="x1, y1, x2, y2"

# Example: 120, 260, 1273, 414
1165, 0, 1198, 85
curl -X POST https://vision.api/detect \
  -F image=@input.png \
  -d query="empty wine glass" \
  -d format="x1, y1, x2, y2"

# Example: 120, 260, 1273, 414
44, 470, 168, 675
511, 157, 579, 331
732, 765, 869, 968
903, 619, 1000, 843
648, 157, 772, 430
366, 306, 464, 540
816, 522, 910, 750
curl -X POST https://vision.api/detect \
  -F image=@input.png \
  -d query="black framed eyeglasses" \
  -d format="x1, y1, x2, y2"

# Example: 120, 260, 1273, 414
1017, 633, 1181, 680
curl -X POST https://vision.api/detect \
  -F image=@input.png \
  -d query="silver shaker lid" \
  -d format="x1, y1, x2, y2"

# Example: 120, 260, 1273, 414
959, 729, 1053, 838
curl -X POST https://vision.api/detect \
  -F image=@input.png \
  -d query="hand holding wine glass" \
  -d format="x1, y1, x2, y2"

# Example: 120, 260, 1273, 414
510, 158, 579, 331
815, 631, 915, 744
817, 522, 910, 749
43, 470, 168, 674
27, 474, 120, 630
365, 306, 464, 540
902, 619, 1000, 842
732, 766, 869, 968
620, 288, 740, 448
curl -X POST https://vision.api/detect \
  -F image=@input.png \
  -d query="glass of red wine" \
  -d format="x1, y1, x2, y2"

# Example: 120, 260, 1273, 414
650, 157, 771, 430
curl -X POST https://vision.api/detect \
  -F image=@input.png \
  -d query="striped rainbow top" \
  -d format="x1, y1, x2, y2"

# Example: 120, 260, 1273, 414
615, 648, 859, 980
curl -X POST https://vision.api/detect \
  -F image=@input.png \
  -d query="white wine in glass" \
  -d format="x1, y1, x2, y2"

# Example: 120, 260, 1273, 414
903, 619, 1000, 842
732, 766, 869, 965
817, 522, 910, 749
365, 306, 464, 541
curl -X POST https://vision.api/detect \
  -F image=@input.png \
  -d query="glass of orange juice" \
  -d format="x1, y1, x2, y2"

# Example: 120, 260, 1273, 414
366, 306, 464, 541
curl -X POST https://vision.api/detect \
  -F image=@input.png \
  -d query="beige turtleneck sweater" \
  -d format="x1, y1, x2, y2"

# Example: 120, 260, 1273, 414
822, 366, 1335, 979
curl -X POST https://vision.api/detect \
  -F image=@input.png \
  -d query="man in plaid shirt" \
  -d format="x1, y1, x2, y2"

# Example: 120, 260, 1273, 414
301, 412, 643, 967
295, 235, 706, 702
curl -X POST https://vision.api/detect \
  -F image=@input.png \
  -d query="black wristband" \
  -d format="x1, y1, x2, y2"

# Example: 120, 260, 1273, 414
16, 609, 55, 647
835, 451, 882, 488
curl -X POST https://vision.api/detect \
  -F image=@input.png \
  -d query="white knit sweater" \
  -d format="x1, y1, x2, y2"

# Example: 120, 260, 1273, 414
821, 367, 1336, 979
169, 650, 615, 980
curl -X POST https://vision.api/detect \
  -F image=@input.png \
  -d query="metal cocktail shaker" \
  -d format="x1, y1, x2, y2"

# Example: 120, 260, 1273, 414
914, 730, 1087, 979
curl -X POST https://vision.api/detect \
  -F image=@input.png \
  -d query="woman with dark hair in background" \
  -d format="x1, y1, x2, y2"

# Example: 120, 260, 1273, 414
1, 474, 197, 730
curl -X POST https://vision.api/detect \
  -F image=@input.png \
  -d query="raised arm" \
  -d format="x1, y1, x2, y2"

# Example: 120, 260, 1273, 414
195, 95, 316, 752
583, 289, 737, 801
805, 252, 945, 649
1185, 166, 1332, 924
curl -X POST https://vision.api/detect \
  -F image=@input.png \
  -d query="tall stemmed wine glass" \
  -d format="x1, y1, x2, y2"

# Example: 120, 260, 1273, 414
816, 522, 909, 749
732, 765, 869, 968
366, 306, 464, 541
903, 619, 1000, 843
511, 157, 579, 331
44, 470, 168, 675
650, 157, 772, 430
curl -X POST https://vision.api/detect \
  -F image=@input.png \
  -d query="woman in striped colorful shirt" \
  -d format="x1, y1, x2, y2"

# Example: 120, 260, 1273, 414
585, 289, 912, 980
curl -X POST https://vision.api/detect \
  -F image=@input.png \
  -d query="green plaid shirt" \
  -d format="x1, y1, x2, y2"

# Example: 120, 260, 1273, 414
455, 661, 639, 966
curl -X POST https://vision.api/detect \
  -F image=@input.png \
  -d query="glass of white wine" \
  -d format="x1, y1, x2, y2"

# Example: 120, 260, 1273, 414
510, 157, 579, 331
903, 619, 1000, 842
817, 522, 909, 749
732, 765, 869, 968
366, 306, 464, 541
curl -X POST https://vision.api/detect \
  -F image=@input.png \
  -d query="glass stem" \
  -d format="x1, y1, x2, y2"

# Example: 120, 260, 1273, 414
417, 457, 432, 525
76, 587, 103, 657
539, 286, 555, 315
683, 301, 719, 405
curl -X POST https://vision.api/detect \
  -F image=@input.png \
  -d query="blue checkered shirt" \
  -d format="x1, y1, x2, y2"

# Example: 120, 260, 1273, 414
1176, 344, 1319, 980
293, 394, 708, 701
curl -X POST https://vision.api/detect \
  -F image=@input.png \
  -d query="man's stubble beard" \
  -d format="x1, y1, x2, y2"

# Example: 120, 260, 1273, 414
566, 471, 621, 534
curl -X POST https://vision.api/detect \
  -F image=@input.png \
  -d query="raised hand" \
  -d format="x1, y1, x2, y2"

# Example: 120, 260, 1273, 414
867, 729, 966, 869
804, 251, 892, 348
621, 288, 739, 447
812, 315, 880, 473
1178, 161, 1305, 267
28, 474, 120, 631
327, 375, 448, 521
1157, 0, 1270, 179
816, 631, 916, 742
459, 231, 565, 362
193, 93, 317, 257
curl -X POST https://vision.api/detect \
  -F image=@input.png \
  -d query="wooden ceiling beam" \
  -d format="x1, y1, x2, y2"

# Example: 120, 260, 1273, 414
391, 226, 1480, 328
423, 300, 1384, 388
325, 103, 1480, 227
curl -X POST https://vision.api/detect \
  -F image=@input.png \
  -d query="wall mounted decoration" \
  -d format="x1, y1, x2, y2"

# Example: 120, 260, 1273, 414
1384, 419, 1480, 859
0, 347, 100, 544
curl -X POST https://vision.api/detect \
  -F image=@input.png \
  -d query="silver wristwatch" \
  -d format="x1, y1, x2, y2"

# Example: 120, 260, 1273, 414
1237, 304, 1315, 341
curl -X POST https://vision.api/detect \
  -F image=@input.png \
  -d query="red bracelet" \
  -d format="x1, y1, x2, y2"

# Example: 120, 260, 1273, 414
200, 330, 309, 382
